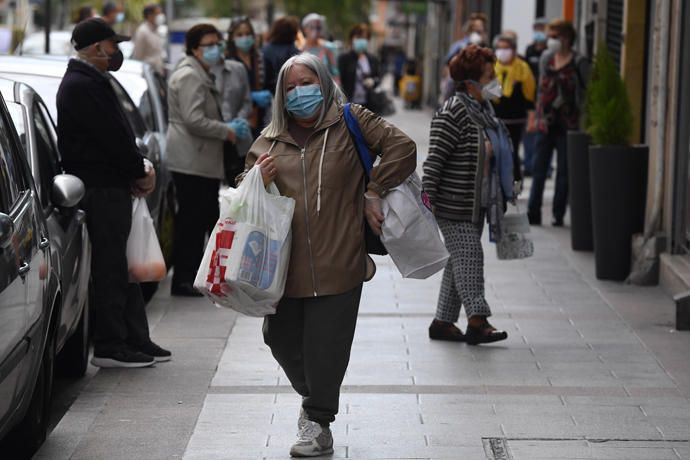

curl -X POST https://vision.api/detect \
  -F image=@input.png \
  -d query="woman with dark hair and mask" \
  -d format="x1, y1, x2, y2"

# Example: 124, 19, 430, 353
226, 16, 272, 138
423, 44, 513, 346
338, 23, 381, 111
240, 53, 416, 457
527, 19, 589, 227
262, 15, 301, 94
166, 23, 241, 297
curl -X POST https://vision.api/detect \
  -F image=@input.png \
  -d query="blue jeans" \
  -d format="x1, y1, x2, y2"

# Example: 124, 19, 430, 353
528, 130, 568, 221
522, 131, 537, 174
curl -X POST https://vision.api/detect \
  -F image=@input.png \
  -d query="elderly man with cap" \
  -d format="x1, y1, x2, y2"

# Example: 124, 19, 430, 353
57, 18, 171, 368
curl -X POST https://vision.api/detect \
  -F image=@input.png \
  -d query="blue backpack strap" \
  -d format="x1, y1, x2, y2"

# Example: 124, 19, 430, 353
343, 103, 373, 177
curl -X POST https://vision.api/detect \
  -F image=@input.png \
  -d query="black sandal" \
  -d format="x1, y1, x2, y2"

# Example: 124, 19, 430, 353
428, 320, 465, 342
465, 321, 508, 345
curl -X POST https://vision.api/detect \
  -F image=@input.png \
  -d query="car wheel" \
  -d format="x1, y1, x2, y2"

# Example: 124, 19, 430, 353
56, 287, 91, 378
5, 324, 56, 459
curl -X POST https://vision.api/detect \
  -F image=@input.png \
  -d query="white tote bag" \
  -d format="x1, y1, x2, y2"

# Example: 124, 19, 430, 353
194, 166, 295, 316
380, 173, 449, 279
126, 197, 167, 282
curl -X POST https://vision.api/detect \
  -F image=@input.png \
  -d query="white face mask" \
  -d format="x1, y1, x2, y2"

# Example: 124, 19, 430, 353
469, 32, 482, 45
495, 48, 513, 64
155, 14, 166, 26
480, 79, 503, 100
547, 37, 562, 52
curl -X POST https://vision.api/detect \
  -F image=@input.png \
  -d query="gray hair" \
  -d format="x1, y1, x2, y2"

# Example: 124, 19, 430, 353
263, 53, 343, 138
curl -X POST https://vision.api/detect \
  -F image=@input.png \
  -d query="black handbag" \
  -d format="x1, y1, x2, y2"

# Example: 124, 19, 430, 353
343, 103, 388, 256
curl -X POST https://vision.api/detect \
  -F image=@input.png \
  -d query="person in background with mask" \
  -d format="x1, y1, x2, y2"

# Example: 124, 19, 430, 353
423, 44, 511, 346
528, 19, 589, 227
57, 18, 170, 368
523, 17, 549, 176
338, 23, 381, 111
262, 15, 301, 94
132, 4, 166, 76
300, 13, 340, 83
240, 53, 416, 457
227, 16, 272, 138
166, 23, 241, 297
101, 2, 124, 27
440, 12, 488, 103
209, 30, 253, 182
492, 33, 536, 183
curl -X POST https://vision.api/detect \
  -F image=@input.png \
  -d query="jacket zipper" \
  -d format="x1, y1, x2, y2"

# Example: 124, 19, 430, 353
300, 147, 319, 297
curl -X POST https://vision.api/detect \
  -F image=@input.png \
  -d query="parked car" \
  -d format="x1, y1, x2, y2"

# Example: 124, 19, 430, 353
0, 84, 85, 458
17, 30, 134, 59
0, 77, 91, 378
0, 56, 174, 298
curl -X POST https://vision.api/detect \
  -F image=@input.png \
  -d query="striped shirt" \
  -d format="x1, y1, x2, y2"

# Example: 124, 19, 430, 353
423, 95, 484, 222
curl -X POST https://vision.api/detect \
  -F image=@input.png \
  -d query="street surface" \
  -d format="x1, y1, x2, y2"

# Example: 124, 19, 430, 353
37, 101, 690, 460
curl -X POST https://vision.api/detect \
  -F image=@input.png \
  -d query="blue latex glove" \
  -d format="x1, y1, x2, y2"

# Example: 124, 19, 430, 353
227, 118, 250, 139
251, 90, 272, 108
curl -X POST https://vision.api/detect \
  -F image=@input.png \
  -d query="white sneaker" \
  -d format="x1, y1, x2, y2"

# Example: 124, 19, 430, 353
289, 420, 333, 457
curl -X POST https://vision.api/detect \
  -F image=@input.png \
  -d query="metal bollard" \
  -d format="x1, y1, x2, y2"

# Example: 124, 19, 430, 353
674, 290, 690, 331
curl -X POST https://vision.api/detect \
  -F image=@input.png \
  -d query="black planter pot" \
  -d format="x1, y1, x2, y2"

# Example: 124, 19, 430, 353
589, 145, 648, 281
567, 131, 593, 251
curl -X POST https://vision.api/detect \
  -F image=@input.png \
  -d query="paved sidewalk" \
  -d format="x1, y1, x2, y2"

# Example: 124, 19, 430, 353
37, 103, 690, 459
183, 105, 690, 459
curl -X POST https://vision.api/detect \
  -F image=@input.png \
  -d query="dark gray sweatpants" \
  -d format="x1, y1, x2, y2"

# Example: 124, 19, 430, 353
263, 284, 363, 425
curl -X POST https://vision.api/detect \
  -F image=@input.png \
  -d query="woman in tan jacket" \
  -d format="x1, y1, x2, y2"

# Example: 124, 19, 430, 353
242, 53, 416, 457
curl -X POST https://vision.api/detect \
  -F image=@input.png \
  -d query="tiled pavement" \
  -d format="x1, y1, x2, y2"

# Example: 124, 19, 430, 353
37, 102, 690, 459
183, 104, 690, 459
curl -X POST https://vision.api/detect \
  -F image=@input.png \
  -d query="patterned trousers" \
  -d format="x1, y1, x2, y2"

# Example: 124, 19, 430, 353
434, 217, 492, 322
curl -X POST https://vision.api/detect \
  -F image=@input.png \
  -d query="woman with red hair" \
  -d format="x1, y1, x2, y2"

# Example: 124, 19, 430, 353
423, 44, 514, 345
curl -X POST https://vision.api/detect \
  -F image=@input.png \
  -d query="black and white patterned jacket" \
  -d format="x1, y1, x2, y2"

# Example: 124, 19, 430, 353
423, 94, 486, 223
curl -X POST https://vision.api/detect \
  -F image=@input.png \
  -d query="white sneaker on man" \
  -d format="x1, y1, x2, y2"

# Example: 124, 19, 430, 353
289, 419, 333, 457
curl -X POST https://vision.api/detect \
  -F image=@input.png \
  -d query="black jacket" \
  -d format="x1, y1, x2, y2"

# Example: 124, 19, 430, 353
57, 59, 145, 189
337, 51, 380, 103
262, 42, 300, 94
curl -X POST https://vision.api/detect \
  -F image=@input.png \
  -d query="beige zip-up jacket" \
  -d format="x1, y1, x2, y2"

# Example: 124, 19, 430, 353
243, 103, 416, 298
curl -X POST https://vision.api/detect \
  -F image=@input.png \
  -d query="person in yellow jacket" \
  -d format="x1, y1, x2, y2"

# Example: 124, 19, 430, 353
492, 33, 536, 182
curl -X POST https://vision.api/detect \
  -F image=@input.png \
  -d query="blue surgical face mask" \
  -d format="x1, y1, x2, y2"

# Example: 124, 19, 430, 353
353, 38, 368, 53
201, 45, 221, 66
234, 36, 255, 52
116, 12, 125, 24
286, 84, 323, 119
533, 31, 546, 42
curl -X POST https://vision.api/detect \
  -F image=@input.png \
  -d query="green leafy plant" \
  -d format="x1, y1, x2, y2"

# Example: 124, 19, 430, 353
585, 44, 633, 146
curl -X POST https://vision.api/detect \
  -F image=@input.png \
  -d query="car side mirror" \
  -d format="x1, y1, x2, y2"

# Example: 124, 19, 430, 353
0, 213, 14, 249
136, 137, 149, 156
52, 174, 85, 208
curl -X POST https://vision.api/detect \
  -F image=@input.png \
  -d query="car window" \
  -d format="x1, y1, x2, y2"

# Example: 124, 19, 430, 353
6, 102, 27, 153
32, 102, 61, 208
0, 109, 29, 212
109, 78, 147, 138
139, 90, 157, 132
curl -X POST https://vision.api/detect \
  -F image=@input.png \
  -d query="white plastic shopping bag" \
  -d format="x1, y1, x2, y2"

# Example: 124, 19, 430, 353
194, 166, 295, 316
380, 173, 449, 279
127, 197, 167, 282
496, 203, 534, 260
